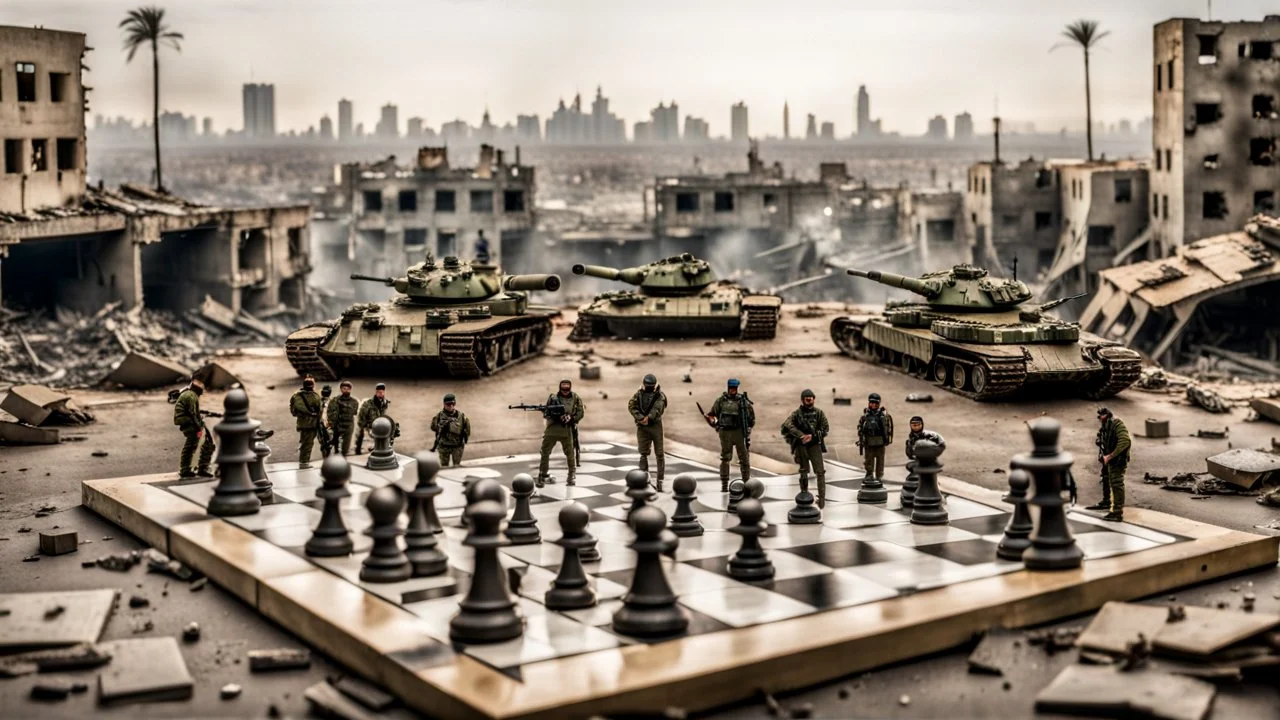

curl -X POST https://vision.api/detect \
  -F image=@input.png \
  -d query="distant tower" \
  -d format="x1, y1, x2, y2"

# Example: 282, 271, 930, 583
856, 85, 871, 136
338, 99, 353, 141
783, 101, 790, 140
319, 115, 333, 140
805, 113, 817, 140
731, 101, 748, 143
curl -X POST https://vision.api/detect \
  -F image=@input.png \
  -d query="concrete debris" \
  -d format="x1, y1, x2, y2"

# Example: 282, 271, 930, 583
1250, 397, 1280, 424
1119, 633, 1153, 671
833, 397, 852, 406
579, 365, 601, 380
198, 295, 239, 332
182, 622, 201, 643
331, 674, 395, 711
38, 530, 78, 556
1194, 428, 1228, 439
30, 681, 85, 701
967, 628, 1015, 675
1134, 367, 1173, 391
220, 682, 242, 700
0, 421, 60, 445
189, 577, 208, 592
1143, 471, 1260, 496
1035, 664, 1216, 720
97, 637, 194, 705
21, 554, 40, 563
905, 393, 934, 402
1144, 419, 1170, 439
750, 357, 786, 366
249, 648, 312, 672
1186, 385, 1232, 414
93, 550, 144, 571
305, 680, 381, 720
1026, 626, 1081, 654
0, 385, 94, 426
105, 351, 191, 390
143, 548, 194, 581
0, 643, 112, 677
127, 595, 149, 609
1205, 448, 1280, 489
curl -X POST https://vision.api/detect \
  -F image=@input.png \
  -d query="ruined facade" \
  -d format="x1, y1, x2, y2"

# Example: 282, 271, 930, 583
963, 159, 1061, 278
1151, 16, 1280, 255
1045, 161, 1152, 302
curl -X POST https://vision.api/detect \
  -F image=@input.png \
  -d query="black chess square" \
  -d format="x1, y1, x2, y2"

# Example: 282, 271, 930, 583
915, 538, 1001, 566
571, 495, 628, 510
778, 539, 904, 568
763, 573, 877, 610
951, 513, 1014, 536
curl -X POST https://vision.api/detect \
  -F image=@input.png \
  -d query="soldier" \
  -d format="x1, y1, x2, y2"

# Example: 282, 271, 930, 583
431, 393, 471, 467
537, 379, 585, 488
856, 392, 893, 482
704, 378, 755, 492
325, 380, 360, 456
782, 389, 830, 508
173, 378, 214, 478
905, 416, 946, 462
629, 374, 668, 491
289, 375, 324, 466
355, 383, 392, 454
1091, 407, 1131, 522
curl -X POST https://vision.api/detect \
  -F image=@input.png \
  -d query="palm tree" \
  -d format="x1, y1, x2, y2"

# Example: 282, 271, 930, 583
120, 6, 183, 192
1054, 19, 1109, 161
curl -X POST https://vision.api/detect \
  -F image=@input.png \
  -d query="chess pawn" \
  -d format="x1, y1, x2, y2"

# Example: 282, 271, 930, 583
365, 417, 399, 471
742, 478, 775, 537
208, 389, 263, 517
462, 478, 506, 529
996, 468, 1034, 561
360, 484, 413, 583
505, 474, 542, 545
249, 428, 274, 502
612, 506, 689, 638
856, 470, 888, 504
726, 479, 745, 514
728, 498, 775, 581
305, 455, 355, 557
450, 500, 524, 644
668, 474, 704, 537
545, 503, 597, 610
788, 482, 821, 525
624, 468, 651, 521
1016, 418, 1083, 571
405, 452, 448, 576
909, 439, 949, 525
901, 458, 919, 508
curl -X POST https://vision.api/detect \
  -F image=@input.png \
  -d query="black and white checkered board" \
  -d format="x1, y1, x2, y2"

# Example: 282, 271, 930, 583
155, 442, 1185, 678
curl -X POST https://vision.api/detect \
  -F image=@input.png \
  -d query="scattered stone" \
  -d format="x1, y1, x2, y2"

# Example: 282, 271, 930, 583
131, 619, 153, 634
144, 548, 193, 581
182, 622, 200, 643
30, 682, 74, 701
1119, 633, 1152, 671
220, 683, 242, 700
1242, 593, 1256, 612
789, 701, 814, 718
1167, 605, 1186, 622
128, 595, 149, 609
249, 648, 311, 672
837, 685, 851, 699
663, 706, 688, 720
102, 536, 113, 541
43, 605, 65, 620
1002, 680, 1012, 691
905, 393, 933, 402
91, 450, 109, 457
967, 629, 1013, 675
95, 550, 142, 572
17, 527, 32, 533
762, 690, 782, 716
189, 577, 208, 592
22, 554, 40, 562
898, 694, 911, 706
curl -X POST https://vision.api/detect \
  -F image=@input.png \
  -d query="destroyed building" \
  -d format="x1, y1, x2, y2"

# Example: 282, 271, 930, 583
317, 145, 536, 288
1150, 16, 1280, 256
963, 157, 1062, 278
1079, 214, 1280, 367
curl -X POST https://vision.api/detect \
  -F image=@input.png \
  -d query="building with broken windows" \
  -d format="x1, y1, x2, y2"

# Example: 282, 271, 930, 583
1150, 16, 1280, 256
963, 158, 1062, 279
1, 25, 312, 320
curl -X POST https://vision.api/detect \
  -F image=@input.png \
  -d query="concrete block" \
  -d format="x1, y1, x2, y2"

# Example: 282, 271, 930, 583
1, 385, 69, 426
105, 352, 191, 390
1250, 397, 1280, 424
0, 421, 60, 445
200, 295, 239, 332
39, 530, 78, 556
1205, 448, 1280, 489
192, 361, 241, 390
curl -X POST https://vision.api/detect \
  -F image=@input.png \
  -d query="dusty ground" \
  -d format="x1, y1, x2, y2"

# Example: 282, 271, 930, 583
1, 305, 1278, 718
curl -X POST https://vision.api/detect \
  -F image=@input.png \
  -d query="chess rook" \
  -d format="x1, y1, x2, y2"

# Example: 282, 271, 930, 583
450, 500, 524, 644
901, 459, 919, 508
208, 389, 263, 517
726, 479, 745, 514
405, 452, 448, 576
360, 484, 413, 583
249, 428, 273, 502
612, 506, 689, 637
996, 468, 1034, 561
305, 455, 355, 557
728, 498, 775, 581
545, 503, 597, 610
668, 474, 704, 537
1016, 418, 1084, 571
505, 474, 541, 545
909, 439, 948, 525
365, 417, 399, 471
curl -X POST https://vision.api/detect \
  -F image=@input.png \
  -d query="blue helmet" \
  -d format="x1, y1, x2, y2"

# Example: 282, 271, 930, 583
727, 378, 740, 388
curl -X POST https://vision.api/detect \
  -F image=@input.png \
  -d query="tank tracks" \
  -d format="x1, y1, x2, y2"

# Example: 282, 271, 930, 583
1083, 346, 1144, 399
284, 324, 338, 380
740, 303, 780, 340
567, 314, 595, 343
440, 317, 552, 378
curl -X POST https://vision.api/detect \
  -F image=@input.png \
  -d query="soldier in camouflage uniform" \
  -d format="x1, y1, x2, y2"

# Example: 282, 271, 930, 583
628, 374, 667, 491
1091, 407, 1131, 522
325, 380, 360, 456
537, 379, 585, 488
430, 393, 471, 467
289, 375, 324, 465
856, 392, 893, 481
355, 383, 392, 454
173, 378, 214, 478
782, 389, 830, 507
704, 378, 755, 492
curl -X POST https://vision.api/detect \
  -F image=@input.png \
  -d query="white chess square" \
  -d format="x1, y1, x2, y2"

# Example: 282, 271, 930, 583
464, 635, 561, 669
561, 599, 623, 627
224, 502, 320, 532
679, 585, 816, 628
848, 523, 980, 547
535, 484, 603, 501
843, 553, 969, 590
814, 502, 906, 529
668, 531, 741, 561
1075, 531, 1160, 559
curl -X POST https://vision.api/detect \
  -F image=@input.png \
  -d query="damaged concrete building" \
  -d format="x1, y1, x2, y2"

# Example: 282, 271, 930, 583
1150, 16, 1280, 257
963, 157, 1062, 278
0, 25, 312, 318
1079, 214, 1280, 367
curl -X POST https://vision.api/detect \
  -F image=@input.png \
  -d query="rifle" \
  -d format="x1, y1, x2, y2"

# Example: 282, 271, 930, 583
199, 410, 223, 419
740, 392, 753, 451
1066, 467, 1078, 506
316, 385, 333, 457
695, 402, 716, 429
508, 400, 571, 424
791, 410, 827, 453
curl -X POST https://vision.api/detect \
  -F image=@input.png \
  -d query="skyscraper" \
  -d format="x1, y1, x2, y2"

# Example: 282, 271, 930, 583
683, 116, 709, 142
376, 103, 399, 139
319, 115, 333, 140
820, 121, 835, 140
926, 115, 948, 140
242, 83, 276, 138
953, 111, 974, 141
517, 114, 542, 142
202, 117, 213, 137
805, 113, 817, 140
731, 101, 748, 142
651, 101, 680, 143
856, 85, 872, 137
406, 117, 423, 138
783, 101, 790, 140
338, 99, 353, 142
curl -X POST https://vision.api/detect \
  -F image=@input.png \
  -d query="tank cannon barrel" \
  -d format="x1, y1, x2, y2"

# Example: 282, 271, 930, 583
503, 274, 561, 292
572, 264, 647, 285
845, 268, 940, 298
350, 273, 396, 286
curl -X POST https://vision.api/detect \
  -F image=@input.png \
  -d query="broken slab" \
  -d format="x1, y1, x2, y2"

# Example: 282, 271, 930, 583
105, 351, 191, 390
0, 642, 113, 677
97, 637, 193, 705
0, 420, 59, 445
192, 361, 241, 390
248, 648, 311, 672
305, 681, 381, 720
1154, 605, 1280, 659
1205, 448, 1280, 489
199, 295, 239, 332
966, 628, 1016, 675
0, 385, 94, 426
1034, 664, 1216, 720
332, 674, 396, 711
1250, 397, 1280, 424
0, 589, 117, 651
1078, 603, 1169, 655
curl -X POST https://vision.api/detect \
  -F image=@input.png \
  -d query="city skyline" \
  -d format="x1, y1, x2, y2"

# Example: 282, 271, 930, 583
8, 0, 1273, 137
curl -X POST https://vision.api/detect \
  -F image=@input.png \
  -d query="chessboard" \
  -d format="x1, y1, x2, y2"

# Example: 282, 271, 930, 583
84, 439, 1278, 719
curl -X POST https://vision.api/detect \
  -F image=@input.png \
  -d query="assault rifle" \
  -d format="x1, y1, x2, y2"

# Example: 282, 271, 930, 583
789, 411, 827, 453
316, 385, 333, 458
509, 400, 580, 465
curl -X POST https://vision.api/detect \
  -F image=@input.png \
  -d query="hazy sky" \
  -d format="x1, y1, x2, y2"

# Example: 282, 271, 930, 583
3, 0, 1273, 136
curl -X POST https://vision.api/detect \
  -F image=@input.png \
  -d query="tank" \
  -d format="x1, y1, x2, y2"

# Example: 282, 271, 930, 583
829, 264, 1142, 400
567, 253, 782, 341
285, 255, 561, 379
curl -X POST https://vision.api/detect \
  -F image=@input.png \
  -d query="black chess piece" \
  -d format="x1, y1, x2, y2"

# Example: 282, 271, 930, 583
788, 475, 821, 525
249, 428, 274, 502
857, 469, 888, 504
909, 439, 949, 525
728, 498, 775, 581
668, 474, 704, 537
505, 474, 541, 545
545, 503, 597, 610
726, 479, 745, 514
462, 477, 506, 528
405, 452, 449, 576
360, 484, 413, 583
612, 506, 689, 637
625, 468, 651, 520
305, 454, 354, 557
208, 389, 263, 517
744, 478, 764, 500
901, 458, 919, 508
449, 500, 524, 644
1016, 418, 1084, 571
996, 468, 1034, 561
365, 417, 399, 471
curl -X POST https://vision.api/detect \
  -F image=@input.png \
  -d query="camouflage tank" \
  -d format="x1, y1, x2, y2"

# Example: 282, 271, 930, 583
829, 264, 1141, 400
568, 253, 781, 341
285, 255, 561, 379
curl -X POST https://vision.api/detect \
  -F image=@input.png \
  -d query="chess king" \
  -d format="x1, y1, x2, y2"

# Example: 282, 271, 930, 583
325, 380, 360, 456
173, 377, 215, 478
629, 373, 668, 491
782, 389, 830, 508
289, 375, 324, 466
1089, 407, 1131, 522
704, 378, 755, 492
430, 393, 471, 467
857, 392, 894, 482
355, 383, 395, 454
537, 379, 585, 488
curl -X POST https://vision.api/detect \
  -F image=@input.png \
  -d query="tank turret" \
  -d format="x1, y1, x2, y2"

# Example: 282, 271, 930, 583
846, 264, 1032, 311
572, 253, 716, 296
350, 256, 560, 305
572, 264, 648, 285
